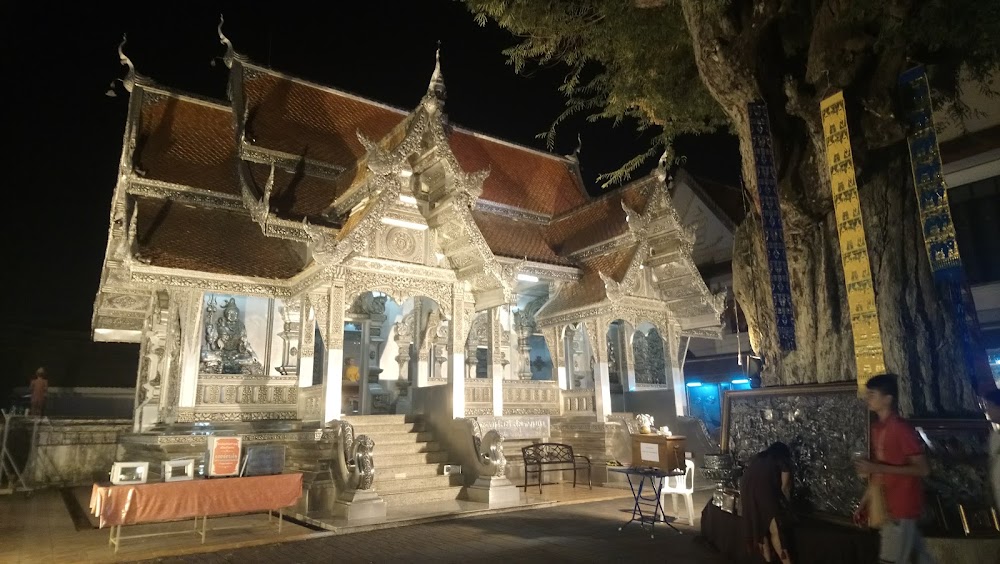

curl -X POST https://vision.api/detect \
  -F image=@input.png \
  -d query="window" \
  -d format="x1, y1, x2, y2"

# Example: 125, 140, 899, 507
949, 174, 1000, 284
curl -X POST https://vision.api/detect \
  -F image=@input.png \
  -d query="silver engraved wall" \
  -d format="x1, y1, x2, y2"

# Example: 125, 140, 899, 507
721, 383, 868, 519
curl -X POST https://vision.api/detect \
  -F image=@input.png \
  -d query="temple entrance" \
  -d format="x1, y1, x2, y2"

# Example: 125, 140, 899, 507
342, 291, 446, 416
606, 319, 633, 412
632, 322, 667, 386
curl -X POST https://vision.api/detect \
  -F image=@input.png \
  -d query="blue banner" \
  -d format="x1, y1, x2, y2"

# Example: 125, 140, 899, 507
748, 101, 796, 351
899, 66, 993, 394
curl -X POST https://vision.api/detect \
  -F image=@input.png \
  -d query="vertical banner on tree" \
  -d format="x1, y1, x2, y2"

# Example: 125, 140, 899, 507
748, 102, 796, 351
819, 92, 886, 390
899, 66, 993, 394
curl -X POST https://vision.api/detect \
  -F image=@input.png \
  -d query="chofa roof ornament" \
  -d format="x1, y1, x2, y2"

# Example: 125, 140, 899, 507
215, 14, 235, 69
422, 41, 446, 113
105, 34, 137, 97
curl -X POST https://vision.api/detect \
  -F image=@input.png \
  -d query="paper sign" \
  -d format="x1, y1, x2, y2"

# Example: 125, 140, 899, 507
640, 442, 660, 463
208, 436, 242, 477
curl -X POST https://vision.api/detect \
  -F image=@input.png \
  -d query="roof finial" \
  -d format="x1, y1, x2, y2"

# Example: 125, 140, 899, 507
565, 134, 583, 162
117, 34, 136, 93
426, 40, 446, 103
215, 14, 235, 69
655, 144, 675, 182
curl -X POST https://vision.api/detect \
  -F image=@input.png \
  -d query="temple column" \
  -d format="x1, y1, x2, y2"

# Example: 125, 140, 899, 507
448, 284, 470, 419
487, 306, 503, 416
515, 314, 533, 380
665, 319, 687, 416
561, 325, 575, 390
176, 289, 204, 410
624, 327, 637, 392
545, 326, 565, 388
324, 276, 346, 424
587, 318, 613, 420
413, 300, 429, 387
297, 296, 316, 387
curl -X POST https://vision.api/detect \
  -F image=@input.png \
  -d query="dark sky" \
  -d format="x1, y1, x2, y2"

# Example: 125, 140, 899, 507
3, 0, 739, 334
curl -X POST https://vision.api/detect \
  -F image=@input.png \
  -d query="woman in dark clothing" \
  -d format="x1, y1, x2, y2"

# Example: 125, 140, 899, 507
741, 442, 795, 564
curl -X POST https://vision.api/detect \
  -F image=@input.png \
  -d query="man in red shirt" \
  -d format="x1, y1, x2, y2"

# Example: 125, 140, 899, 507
854, 374, 934, 563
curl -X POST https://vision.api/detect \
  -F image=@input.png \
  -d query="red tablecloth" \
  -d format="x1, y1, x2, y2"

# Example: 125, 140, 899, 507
89, 473, 303, 528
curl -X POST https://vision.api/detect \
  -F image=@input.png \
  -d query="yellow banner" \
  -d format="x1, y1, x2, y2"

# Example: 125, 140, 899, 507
820, 91, 886, 392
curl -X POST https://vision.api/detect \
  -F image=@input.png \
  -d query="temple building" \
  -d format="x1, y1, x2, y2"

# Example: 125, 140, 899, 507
90, 27, 723, 450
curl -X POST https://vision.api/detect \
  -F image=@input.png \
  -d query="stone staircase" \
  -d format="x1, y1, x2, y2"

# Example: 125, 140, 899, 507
341, 414, 463, 506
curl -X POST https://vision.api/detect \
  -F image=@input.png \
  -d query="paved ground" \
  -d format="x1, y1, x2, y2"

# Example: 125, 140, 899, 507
138, 499, 728, 564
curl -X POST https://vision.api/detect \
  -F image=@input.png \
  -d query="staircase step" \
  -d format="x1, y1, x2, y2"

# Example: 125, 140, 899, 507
374, 474, 461, 494
361, 431, 434, 444
374, 441, 443, 456
345, 422, 424, 434
374, 463, 445, 480
374, 451, 450, 467
380, 486, 464, 506
342, 415, 413, 424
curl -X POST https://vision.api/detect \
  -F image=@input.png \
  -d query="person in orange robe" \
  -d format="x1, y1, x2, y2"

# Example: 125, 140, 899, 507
28, 367, 49, 417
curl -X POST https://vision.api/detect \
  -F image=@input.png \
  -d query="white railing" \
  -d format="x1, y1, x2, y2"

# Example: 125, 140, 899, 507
464, 380, 493, 416
502, 380, 560, 416
298, 385, 324, 422
561, 388, 596, 415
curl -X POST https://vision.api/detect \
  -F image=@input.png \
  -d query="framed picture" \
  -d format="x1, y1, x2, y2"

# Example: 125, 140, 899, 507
110, 462, 149, 485
240, 445, 286, 477
721, 382, 868, 520
162, 458, 195, 482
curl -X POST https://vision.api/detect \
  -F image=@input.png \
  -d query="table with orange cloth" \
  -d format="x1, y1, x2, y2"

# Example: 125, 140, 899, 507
89, 473, 302, 552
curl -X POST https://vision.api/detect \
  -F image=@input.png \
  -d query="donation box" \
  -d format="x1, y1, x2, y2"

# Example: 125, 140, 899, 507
207, 436, 242, 477
631, 435, 686, 472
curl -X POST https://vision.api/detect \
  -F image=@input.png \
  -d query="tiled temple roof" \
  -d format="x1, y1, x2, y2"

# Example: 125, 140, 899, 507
546, 181, 653, 254
126, 65, 674, 280
136, 96, 239, 195
471, 210, 572, 266
133, 197, 307, 279
539, 245, 639, 314
242, 71, 406, 168
245, 162, 343, 223
448, 129, 589, 216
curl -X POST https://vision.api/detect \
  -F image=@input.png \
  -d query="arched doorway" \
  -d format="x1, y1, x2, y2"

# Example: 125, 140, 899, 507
342, 291, 445, 415
632, 322, 667, 385
607, 319, 634, 412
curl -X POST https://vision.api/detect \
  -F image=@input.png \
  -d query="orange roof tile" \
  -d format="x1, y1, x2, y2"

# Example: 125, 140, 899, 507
539, 245, 638, 314
246, 163, 343, 223
242, 71, 405, 167
470, 211, 573, 266
448, 130, 589, 216
136, 96, 239, 195
134, 197, 307, 279
546, 182, 652, 254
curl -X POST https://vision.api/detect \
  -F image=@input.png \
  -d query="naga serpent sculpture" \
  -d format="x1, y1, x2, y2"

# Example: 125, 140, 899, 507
470, 420, 507, 478
337, 420, 376, 491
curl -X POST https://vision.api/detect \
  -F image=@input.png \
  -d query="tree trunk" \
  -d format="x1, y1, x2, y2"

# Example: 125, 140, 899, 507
679, 0, 979, 415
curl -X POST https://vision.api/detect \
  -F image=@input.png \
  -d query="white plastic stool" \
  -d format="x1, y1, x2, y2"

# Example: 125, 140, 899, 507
659, 459, 695, 526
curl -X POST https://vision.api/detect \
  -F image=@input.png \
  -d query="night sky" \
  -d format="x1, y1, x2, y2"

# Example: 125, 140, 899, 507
3, 0, 740, 335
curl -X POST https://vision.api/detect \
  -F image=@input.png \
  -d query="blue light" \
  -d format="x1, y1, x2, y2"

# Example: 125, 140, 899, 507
731, 378, 749, 385
686, 382, 703, 387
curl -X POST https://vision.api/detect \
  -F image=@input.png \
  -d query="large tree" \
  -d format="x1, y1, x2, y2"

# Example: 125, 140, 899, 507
464, 0, 999, 415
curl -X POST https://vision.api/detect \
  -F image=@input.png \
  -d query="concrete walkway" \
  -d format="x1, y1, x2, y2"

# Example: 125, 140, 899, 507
139, 497, 729, 564
0, 481, 723, 563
